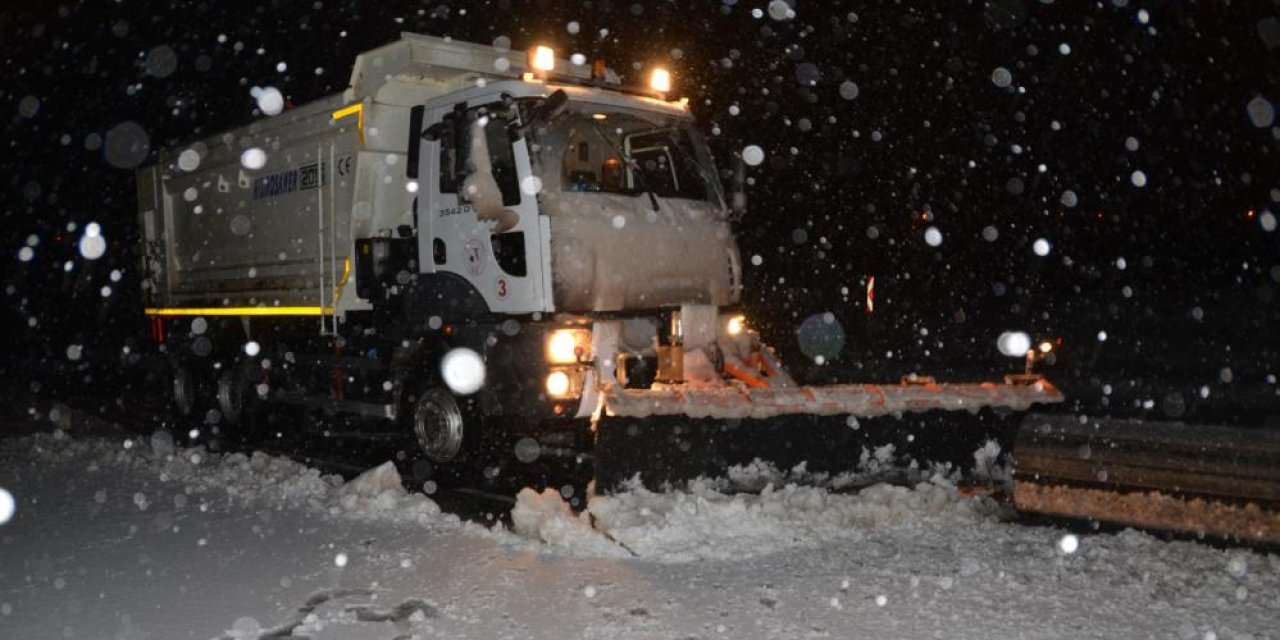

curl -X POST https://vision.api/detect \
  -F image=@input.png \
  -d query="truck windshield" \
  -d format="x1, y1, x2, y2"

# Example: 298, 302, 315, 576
536, 104, 723, 206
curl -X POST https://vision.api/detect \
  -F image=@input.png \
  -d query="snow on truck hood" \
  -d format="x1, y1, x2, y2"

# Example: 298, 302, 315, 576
544, 190, 739, 312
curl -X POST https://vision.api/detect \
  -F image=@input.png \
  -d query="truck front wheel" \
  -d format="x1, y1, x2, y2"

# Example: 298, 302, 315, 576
412, 387, 466, 463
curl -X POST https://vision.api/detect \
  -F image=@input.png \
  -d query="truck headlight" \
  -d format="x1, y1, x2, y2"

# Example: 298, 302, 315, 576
726, 314, 746, 336
545, 370, 572, 398
546, 328, 590, 364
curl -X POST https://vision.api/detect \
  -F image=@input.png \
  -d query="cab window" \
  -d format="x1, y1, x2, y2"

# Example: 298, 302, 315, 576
438, 105, 521, 207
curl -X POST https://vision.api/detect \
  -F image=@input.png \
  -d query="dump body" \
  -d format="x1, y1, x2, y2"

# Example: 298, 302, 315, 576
137, 33, 545, 315
139, 95, 365, 311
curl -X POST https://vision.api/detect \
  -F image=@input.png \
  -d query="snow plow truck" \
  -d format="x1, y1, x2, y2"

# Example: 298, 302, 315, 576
135, 33, 1063, 490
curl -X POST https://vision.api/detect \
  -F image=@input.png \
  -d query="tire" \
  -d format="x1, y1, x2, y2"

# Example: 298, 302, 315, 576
168, 359, 226, 447
216, 367, 246, 425
412, 386, 467, 463
404, 383, 484, 487
216, 363, 261, 444
171, 362, 196, 418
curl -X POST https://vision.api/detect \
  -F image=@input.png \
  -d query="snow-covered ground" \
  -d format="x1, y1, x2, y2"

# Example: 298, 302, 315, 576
1, 424, 1277, 639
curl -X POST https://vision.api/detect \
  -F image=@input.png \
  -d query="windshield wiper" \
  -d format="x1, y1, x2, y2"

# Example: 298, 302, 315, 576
663, 129, 727, 209
590, 119, 660, 212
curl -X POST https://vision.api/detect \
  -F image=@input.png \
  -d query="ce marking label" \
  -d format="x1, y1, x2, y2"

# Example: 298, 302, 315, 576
336, 155, 354, 177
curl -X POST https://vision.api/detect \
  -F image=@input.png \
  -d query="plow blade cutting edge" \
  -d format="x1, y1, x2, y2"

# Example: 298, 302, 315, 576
593, 379, 1064, 491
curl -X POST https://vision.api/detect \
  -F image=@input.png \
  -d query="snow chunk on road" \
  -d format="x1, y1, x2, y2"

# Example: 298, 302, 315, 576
334, 461, 442, 520
512, 487, 631, 557
337, 460, 404, 510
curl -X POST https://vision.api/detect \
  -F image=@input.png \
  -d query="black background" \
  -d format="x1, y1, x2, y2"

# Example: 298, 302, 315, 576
2, 0, 1277, 424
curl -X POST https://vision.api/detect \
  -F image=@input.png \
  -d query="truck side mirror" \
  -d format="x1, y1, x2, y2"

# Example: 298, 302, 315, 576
531, 89, 569, 125
421, 121, 445, 141
461, 118, 520, 233
516, 89, 570, 140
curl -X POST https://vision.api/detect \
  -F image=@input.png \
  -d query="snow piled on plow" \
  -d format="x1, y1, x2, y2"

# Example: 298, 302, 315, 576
591, 478, 960, 561
514, 473, 978, 562
511, 443, 1012, 562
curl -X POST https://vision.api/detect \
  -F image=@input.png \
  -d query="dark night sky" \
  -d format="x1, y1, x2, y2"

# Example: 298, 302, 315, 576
2, 1, 1278, 420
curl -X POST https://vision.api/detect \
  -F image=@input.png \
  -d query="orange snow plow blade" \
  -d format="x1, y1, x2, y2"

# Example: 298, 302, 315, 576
602, 378, 1063, 420
593, 378, 1063, 492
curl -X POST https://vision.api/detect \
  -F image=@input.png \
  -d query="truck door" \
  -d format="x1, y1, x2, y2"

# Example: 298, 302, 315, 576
418, 100, 550, 315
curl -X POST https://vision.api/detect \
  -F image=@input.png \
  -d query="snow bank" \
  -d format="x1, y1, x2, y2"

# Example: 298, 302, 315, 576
588, 478, 961, 561
509, 443, 1008, 562
512, 473, 973, 562
16, 431, 454, 528
5, 431, 1278, 640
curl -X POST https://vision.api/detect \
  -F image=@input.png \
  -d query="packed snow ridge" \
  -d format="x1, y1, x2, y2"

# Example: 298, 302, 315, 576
9, 430, 1278, 640
514, 474, 975, 562
15, 431, 462, 530
14, 430, 1000, 563
512, 445, 1010, 563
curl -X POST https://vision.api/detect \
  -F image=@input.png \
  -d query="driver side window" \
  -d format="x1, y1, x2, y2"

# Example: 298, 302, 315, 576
438, 105, 521, 207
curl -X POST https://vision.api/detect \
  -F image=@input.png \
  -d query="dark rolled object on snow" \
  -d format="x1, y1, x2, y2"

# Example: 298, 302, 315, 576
1013, 413, 1280, 542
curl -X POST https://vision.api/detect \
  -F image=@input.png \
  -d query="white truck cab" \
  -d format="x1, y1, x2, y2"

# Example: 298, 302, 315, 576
413, 79, 740, 317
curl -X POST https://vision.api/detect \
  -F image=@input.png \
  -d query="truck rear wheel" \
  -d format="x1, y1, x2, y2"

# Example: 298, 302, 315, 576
216, 364, 261, 443
171, 363, 195, 418
167, 359, 226, 447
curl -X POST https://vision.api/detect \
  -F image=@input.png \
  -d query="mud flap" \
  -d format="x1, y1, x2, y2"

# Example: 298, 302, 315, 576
1013, 413, 1280, 542
594, 408, 1027, 493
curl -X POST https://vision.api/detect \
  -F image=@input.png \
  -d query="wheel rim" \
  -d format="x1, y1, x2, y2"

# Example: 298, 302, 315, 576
413, 388, 464, 462
217, 370, 244, 425
172, 366, 194, 416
